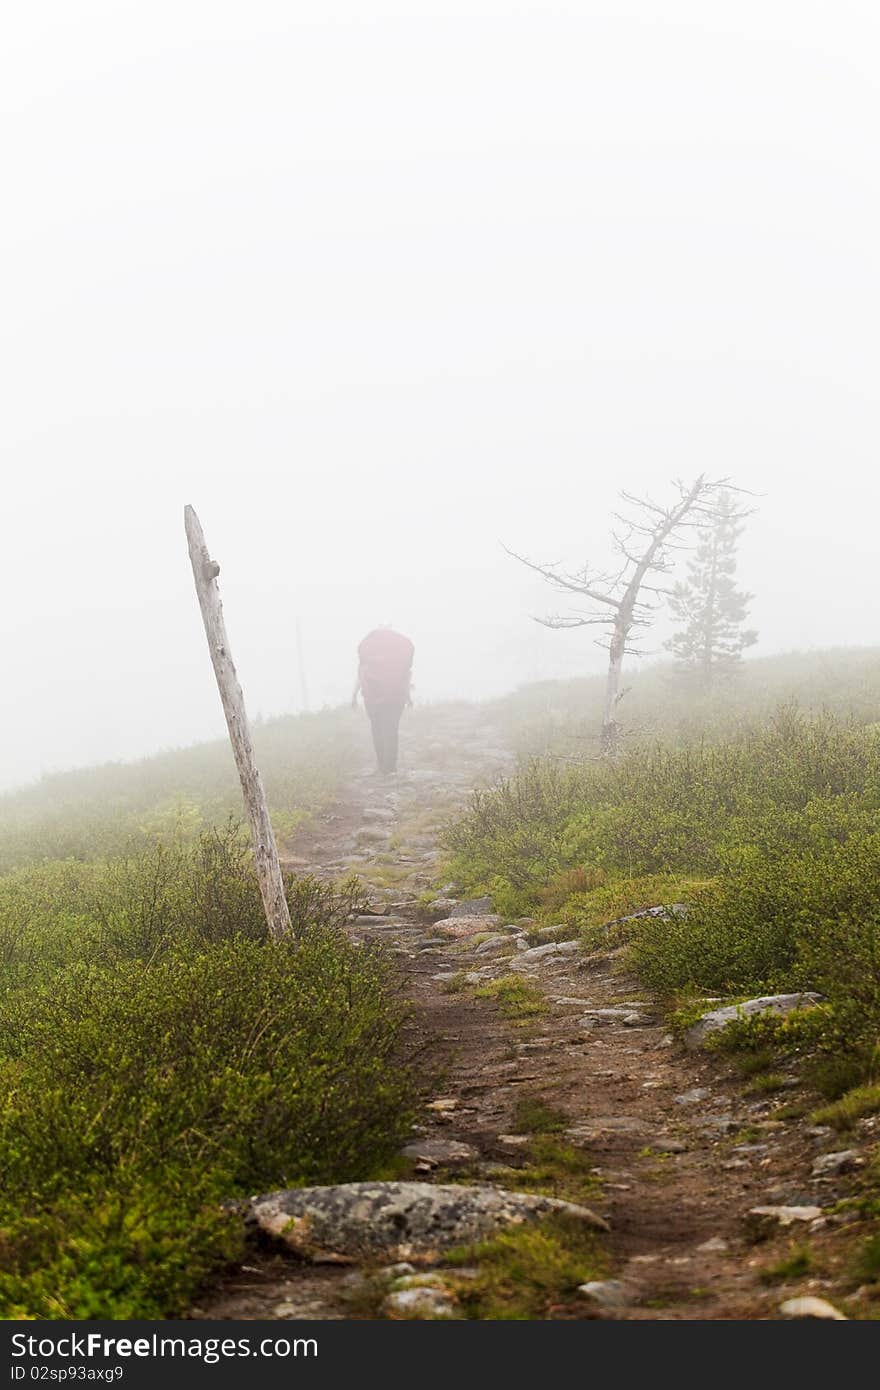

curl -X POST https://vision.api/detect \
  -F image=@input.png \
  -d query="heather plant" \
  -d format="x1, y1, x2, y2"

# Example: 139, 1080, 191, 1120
0, 826, 413, 1318
446, 708, 880, 1067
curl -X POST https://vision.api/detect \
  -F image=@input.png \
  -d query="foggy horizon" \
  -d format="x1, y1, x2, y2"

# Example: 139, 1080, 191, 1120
3, 1, 879, 790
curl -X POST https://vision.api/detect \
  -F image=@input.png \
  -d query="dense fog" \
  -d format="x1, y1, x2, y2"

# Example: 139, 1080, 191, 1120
2, 1, 879, 787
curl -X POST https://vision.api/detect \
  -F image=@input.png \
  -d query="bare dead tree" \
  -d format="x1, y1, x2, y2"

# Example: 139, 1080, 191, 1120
184, 505, 293, 941
506, 475, 728, 754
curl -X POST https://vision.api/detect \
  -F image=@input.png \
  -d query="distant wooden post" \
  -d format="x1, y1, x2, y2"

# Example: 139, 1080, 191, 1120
295, 617, 310, 712
184, 505, 293, 942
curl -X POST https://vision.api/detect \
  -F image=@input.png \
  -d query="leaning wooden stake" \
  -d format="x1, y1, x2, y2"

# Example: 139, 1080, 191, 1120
184, 505, 292, 941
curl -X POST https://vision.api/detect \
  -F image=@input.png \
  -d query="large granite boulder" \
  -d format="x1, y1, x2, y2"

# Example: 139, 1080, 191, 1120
251, 1181, 608, 1263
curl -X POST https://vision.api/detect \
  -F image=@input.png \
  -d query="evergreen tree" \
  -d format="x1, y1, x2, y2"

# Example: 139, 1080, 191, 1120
667, 490, 757, 687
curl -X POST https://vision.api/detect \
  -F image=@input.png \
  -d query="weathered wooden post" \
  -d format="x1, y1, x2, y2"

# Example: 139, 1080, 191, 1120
295, 617, 310, 713
184, 505, 293, 942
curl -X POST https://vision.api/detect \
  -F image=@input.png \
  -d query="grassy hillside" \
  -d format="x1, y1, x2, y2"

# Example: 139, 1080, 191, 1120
494, 646, 880, 757
0, 706, 359, 873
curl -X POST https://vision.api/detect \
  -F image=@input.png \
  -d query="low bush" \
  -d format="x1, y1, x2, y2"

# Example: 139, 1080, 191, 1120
445, 709, 880, 1076
0, 830, 415, 1318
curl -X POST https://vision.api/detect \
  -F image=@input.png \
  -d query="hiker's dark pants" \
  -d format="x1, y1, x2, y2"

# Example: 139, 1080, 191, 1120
366, 700, 406, 773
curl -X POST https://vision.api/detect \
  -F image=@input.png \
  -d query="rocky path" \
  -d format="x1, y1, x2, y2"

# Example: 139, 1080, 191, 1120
193, 705, 873, 1321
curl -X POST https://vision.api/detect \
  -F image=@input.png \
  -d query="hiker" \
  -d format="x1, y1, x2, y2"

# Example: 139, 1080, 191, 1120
352, 625, 414, 774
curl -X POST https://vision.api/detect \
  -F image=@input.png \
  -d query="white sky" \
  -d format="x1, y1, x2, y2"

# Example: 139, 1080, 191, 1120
2, 2, 879, 788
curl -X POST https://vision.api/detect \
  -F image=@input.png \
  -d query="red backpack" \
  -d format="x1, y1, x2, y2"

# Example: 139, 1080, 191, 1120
358, 629, 414, 704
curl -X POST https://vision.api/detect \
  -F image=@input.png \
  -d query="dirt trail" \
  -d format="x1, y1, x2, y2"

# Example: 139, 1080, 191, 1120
194, 705, 869, 1321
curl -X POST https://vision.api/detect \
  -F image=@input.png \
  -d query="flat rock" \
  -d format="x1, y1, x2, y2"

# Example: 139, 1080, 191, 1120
698, 1115, 740, 1137
472, 934, 513, 955
401, 1138, 478, 1168
516, 940, 580, 962
685, 994, 824, 1050
779, 1296, 846, 1320
811, 1149, 861, 1178
251, 1182, 608, 1262
746, 1204, 823, 1237
434, 914, 502, 938
577, 1280, 630, 1309
384, 1287, 456, 1319
450, 896, 494, 918
696, 1236, 729, 1253
674, 1087, 711, 1105
567, 1116, 652, 1138
582, 1007, 644, 1026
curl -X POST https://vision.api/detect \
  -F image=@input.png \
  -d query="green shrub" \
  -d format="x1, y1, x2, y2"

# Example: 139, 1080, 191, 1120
0, 828, 413, 1318
0, 823, 369, 987
446, 709, 880, 1076
0, 933, 415, 1317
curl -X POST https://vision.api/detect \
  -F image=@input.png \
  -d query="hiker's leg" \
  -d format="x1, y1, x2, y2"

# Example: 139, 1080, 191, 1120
366, 705, 384, 771
384, 702, 405, 773
377, 705, 395, 773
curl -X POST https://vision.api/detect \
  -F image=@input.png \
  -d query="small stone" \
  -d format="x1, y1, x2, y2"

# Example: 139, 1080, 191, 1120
473, 934, 513, 955
401, 1139, 478, 1167
426, 1098, 458, 1112
581, 1008, 638, 1025
810, 1149, 861, 1178
577, 1280, 630, 1309
674, 1087, 711, 1105
696, 1236, 729, 1253
379, 1262, 416, 1278
698, 1115, 740, 1136
779, 1296, 846, 1320
384, 1287, 456, 1319
746, 1204, 823, 1237
517, 941, 579, 963
652, 1138, 688, 1153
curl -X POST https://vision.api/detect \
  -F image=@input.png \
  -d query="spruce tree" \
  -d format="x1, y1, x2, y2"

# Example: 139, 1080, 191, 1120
667, 490, 757, 687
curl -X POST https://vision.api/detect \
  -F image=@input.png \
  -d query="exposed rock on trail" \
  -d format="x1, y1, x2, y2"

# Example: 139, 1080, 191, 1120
251, 1181, 608, 1262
